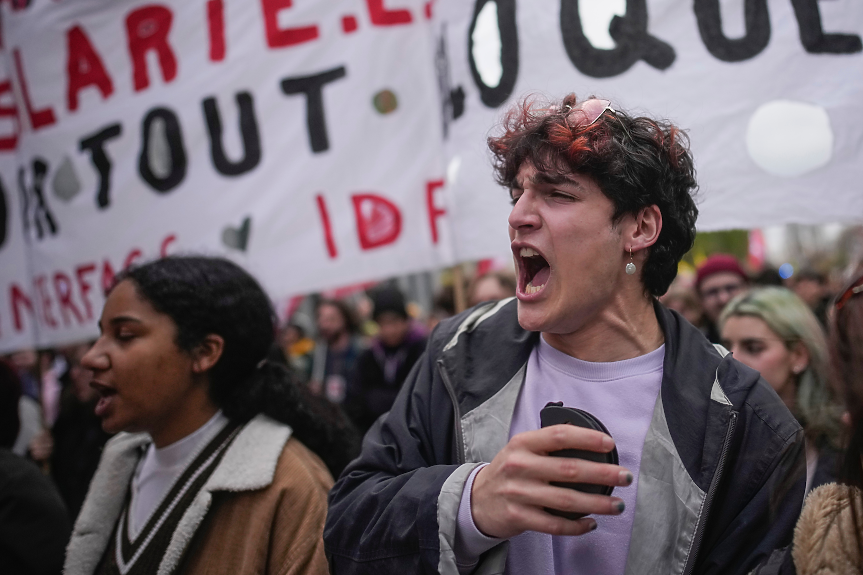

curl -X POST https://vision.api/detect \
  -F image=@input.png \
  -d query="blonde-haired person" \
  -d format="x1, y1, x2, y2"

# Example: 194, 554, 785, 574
720, 287, 844, 493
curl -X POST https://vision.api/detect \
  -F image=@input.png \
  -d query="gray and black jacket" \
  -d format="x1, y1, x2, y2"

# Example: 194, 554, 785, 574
325, 299, 806, 574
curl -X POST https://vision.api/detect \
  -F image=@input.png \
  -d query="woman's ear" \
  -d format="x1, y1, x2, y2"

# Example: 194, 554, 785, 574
789, 340, 810, 376
192, 334, 225, 374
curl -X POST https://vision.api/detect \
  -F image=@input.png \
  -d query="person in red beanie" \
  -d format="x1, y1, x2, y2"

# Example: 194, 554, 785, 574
696, 254, 749, 343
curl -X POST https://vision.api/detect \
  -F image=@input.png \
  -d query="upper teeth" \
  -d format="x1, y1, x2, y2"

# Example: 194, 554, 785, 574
520, 247, 539, 257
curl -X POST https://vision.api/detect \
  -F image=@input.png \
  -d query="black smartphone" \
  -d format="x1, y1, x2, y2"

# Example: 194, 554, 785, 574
539, 401, 619, 520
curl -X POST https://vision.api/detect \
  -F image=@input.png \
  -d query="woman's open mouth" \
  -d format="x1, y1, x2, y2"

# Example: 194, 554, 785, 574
91, 381, 117, 417
515, 247, 551, 296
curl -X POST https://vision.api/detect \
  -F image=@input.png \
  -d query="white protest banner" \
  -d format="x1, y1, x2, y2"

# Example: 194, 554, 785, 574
0, 150, 36, 353
433, 0, 863, 263
0, 44, 37, 354
3, 0, 863, 353
0, 0, 452, 352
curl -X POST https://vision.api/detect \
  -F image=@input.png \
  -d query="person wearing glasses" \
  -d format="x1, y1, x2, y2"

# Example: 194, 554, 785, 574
325, 95, 805, 575
696, 254, 750, 343
720, 287, 843, 494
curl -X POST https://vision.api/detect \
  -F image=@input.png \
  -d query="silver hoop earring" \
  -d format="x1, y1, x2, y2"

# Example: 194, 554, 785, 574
626, 248, 636, 275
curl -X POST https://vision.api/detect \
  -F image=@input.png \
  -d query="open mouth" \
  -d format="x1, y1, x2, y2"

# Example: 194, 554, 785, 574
516, 247, 551, 295
91, 381, 117, 417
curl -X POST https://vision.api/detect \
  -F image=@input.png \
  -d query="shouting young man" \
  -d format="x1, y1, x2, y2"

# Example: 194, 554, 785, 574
325, 96, 805, 575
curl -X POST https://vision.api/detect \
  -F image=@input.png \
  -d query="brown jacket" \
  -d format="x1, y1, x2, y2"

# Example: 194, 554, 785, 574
793, 483, 863, 575
64, 415, 333, 575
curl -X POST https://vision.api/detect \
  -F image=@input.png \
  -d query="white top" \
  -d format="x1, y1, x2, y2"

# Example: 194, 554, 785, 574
128, 411, 229, 538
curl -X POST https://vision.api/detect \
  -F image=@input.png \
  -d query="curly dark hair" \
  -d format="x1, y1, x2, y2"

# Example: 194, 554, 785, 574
114, 256, 360, 478
488, 93, 699, 297
831, 273, 863, 557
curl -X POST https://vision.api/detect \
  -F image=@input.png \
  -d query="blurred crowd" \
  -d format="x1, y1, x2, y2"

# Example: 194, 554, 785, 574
280, 267, 517, 435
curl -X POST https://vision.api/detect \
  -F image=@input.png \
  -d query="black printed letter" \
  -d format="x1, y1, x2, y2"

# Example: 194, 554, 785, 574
693, 0, 770, 62
791, 0, 862, 54
79, 123, 122, 209
468, 0, 518, 108
280, 67, 347, 153
202, 92, 261, 176
560, 0, 675, 78
139, 107, 187, 193
18, 158, 57, 240
435, 27, 466, 138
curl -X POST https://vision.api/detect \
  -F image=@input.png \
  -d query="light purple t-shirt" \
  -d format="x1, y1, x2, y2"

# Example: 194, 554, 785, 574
454, 337, 665, 575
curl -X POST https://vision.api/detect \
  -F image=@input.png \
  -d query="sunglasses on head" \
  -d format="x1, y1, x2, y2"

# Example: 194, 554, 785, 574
835, 274, 863, 311
563, 98, 615, 130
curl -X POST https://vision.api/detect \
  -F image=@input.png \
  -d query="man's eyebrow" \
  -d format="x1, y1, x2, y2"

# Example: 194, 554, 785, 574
529, 172, 583, 188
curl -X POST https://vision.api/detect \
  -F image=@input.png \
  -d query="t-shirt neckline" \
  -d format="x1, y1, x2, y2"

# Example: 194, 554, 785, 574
537, 336, 665, 382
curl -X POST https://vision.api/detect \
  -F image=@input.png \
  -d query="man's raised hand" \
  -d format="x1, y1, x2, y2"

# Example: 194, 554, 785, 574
470, 424, 633, 540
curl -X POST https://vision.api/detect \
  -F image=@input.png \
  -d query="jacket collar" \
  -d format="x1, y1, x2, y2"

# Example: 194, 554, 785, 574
439, 298, 538, 415
438, 298, 749, 485
205, 414, 291, 491
439, 298, 732, 417
64, 414, 291, 575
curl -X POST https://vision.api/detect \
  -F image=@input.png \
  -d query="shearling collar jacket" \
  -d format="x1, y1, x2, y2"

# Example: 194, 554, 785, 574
64, 414, 332, 575
792, 483, 863, 574
325, 298, 806, 575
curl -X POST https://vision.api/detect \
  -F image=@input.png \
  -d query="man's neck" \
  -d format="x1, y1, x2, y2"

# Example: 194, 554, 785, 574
542, 296, 664, 363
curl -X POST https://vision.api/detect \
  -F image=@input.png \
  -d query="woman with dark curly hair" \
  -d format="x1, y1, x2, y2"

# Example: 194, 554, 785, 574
64, 256, 360, 575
